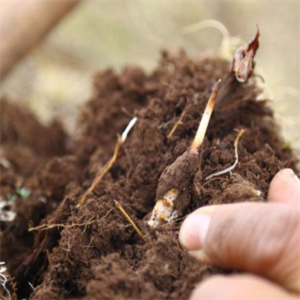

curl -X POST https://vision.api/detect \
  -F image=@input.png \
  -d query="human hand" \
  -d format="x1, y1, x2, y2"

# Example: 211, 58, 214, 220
179, 168, 300, 299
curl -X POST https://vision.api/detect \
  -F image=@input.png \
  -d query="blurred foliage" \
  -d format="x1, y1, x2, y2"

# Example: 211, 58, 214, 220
1, 1, 299, 155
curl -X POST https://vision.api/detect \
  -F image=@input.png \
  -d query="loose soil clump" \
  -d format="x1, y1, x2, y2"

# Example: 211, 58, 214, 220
0, 51, 298, 300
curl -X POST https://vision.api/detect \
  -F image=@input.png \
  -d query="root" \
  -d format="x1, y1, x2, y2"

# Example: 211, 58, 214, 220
205, 129, 245, 180
202, 176, 229, 188
28, 217, 97, 232
167, 110, 186, 139
77, 117, 137, 207
29, 208, 113, 232
114, 200, 146, 242
183, 19, 244, 59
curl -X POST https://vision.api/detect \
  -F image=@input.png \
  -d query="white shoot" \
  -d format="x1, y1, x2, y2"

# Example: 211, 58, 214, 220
78, 117, 138, 206
190, 80, 222, 154
205, 129, 245, 180
121, 117, 137, 142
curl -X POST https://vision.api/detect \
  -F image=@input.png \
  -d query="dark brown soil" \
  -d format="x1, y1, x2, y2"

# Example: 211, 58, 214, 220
0, 51, 298, 300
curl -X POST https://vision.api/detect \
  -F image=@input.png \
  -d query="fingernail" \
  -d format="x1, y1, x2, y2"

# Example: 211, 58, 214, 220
268, 168, 300, 205
179, 213, 211, 251
279, 168, 300, 186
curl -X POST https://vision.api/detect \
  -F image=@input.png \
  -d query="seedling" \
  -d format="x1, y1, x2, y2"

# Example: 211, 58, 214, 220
114, 200, 146, 242
16, 187, 31, 199
148, 80, 221, 227
206, 129, 245, 180
78, 117, 137, 207
231, 25, 260, 82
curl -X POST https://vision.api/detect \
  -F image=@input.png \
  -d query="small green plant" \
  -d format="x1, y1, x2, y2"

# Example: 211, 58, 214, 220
16, 188, 31, 199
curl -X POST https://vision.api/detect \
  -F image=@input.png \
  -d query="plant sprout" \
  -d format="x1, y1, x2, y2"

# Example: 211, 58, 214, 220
148, 80, 221, 227
16, 188, 31, 199
78, 117, 137, 207
190, 80, 222, 154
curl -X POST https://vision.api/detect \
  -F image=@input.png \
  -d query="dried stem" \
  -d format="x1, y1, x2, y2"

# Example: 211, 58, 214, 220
167, 110, 186, 139
205, 129, 245, 180
114, 200, 146, 242
78, 117, 137, 206
190, 80, 222, 154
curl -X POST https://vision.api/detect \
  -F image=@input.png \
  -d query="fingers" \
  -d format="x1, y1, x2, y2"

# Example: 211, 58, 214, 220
179, 203, 300, 293
190, 274, 299, 300
268, 168, 300, 206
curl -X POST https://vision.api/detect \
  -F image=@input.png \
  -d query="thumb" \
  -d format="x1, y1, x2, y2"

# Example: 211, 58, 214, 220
190, 274, 299, 300
179, 203, 300, 293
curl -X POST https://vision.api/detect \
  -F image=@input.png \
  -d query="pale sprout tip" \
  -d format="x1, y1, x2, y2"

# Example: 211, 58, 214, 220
121, 117, 137, 142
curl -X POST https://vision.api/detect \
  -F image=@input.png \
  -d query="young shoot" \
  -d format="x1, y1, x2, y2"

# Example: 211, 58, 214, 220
190, 79, 222, 154
78, 117, 137, 207
206, 129, 245, 180
16, 187, 31, 199
148, 81, 222, 227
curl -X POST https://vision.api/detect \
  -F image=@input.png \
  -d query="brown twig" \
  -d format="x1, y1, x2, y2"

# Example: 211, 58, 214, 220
167, 110, 186, 139
114, 200, 146, 242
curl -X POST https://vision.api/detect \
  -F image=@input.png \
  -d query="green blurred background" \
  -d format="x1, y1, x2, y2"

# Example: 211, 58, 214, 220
1, 0, 299, 155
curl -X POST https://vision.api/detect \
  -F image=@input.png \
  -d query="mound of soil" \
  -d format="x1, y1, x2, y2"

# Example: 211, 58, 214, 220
0, 51, 298, 300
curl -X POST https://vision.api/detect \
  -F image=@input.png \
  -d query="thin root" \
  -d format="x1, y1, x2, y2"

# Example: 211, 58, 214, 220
114, 200, 146, 242
28, 216, 97, 232
77, 117, 137, 207
167, 110, 186, 139
29, 208, 113, 232
202, 176, 229, 188
205, 129, 245, 180
182, 19, 244, 59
